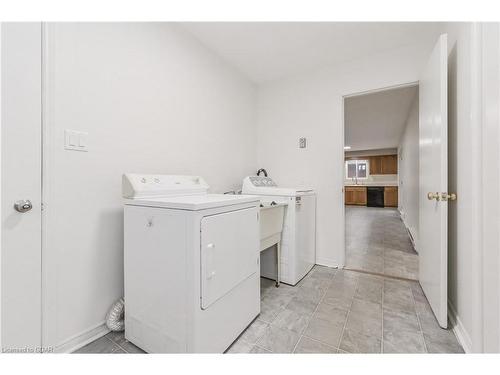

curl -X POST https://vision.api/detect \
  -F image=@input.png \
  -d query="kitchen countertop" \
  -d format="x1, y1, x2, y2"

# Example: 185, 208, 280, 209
344, 183, 398, 187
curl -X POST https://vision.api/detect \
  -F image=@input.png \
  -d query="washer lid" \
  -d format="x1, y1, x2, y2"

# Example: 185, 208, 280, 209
124, 193, 259, 211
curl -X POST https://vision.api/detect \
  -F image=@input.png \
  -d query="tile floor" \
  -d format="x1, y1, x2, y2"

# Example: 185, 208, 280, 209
75, 331, 144, 354
75, 266, 463, 354
345, 206, 419, 279
225, 266, 463, 353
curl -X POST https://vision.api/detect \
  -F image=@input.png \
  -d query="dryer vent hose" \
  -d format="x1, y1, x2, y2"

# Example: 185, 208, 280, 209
106, 298, 125, 331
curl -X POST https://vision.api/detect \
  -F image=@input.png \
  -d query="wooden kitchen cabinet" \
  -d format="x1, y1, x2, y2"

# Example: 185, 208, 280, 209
384, 186, 398, 207
369, 155, 397, 175
345, 186, 367, 205
369, 156, 382, 175
381, 155, 398, 174
345, 188, 355, 205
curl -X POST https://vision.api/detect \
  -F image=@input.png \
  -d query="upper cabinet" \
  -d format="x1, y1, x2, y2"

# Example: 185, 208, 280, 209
369, 155, 397, 175
369, 156, 382, 174
381, 155, 398, 174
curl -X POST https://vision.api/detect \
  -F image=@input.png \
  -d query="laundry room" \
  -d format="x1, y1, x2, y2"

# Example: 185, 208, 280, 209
2, 4, 500, 366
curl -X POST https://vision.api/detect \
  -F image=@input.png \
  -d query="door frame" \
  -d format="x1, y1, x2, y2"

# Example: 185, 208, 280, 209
340, 80, 419, 269
476, 22, 500, 353
0, 22, 3, 349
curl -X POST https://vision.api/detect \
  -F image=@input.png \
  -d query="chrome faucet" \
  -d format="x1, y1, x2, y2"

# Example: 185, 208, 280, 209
257, 168, 268, 177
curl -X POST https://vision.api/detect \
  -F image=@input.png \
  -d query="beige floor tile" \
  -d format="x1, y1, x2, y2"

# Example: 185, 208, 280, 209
294, 337, 337, 353
383, 330, 426, 353
239, 319, 269, 345
272, 308, 311, 334
339, 328, 382, 353
345, 309, 382, 337
303, 316, 345, 348
256, 325, 301, 353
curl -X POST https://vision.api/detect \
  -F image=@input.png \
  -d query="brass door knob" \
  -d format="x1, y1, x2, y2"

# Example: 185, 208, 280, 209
441, 192, 457, 201
427, 192, 440, 201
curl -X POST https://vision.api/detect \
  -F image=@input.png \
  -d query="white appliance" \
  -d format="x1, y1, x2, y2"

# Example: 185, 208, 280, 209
122, 174, 260, 353
242, 176, 316, 285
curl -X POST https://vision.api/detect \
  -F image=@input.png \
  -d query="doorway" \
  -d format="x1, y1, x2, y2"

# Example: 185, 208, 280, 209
343, 83, 420, 280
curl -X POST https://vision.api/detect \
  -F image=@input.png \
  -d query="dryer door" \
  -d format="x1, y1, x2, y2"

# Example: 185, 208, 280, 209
200, 207, 258, 309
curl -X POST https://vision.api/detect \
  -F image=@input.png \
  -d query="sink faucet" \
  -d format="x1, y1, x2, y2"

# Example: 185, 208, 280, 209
257, 168, 268, 177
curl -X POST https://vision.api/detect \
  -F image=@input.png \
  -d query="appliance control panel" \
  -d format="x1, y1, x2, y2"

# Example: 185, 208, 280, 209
248, 176, 278, 187
122, 174, 209, 199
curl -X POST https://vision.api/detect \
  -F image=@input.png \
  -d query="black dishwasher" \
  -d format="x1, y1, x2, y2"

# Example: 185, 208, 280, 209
367, 187, 384, 207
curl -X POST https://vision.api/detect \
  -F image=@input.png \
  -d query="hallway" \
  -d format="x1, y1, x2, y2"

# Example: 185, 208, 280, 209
345, 206, 418, 279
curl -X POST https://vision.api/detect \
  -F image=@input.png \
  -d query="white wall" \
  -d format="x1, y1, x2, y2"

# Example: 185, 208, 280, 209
256, 42, 433, 267
443, 23, 479, 353
445, 22, 500, 354
398, 93, 419, 249
480, 22, 500, 353
42, 23, 257, 351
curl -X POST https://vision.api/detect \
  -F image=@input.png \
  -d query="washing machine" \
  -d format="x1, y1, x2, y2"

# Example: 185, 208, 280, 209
242, 176, 316, 285
122, 174, 260, 353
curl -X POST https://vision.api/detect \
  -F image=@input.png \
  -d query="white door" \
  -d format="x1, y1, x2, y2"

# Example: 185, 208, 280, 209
200, 207, 258, 309
1, 23, 42, 350
419, 34, 449, 328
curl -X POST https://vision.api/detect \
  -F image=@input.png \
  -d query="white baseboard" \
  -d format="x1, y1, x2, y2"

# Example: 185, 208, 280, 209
448, 301, 472, 353
316, 258, 339, 269
398, 209, 418, 253
54, 321, 110, 353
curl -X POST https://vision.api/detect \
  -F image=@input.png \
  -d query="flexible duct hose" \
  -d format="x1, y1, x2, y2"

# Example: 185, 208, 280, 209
106, 298, 125, 331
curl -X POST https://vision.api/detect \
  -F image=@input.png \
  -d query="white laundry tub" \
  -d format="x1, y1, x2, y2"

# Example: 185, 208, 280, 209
259, 202, 286, 286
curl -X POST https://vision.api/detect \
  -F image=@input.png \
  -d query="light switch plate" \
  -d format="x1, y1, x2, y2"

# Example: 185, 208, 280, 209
65, 130, 88, 152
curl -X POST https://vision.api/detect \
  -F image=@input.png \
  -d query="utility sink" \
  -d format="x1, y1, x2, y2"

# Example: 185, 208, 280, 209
259, 201, 286, 287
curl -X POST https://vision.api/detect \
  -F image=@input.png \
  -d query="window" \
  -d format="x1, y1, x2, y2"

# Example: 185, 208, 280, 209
346, 160, 369, 179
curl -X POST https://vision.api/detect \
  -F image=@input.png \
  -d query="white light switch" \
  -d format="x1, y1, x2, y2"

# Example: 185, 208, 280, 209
65, 130, 88, 152
78, 133, 87, 148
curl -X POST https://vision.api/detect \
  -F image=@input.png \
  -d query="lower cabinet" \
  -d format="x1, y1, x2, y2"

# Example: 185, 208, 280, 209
345, 186, 367, 205
345, 186, 398, 207
384, 187, 398, 207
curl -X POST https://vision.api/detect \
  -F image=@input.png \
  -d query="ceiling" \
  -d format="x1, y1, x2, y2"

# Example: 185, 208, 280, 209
344, 85, 418, 152
179, 22, 443, 83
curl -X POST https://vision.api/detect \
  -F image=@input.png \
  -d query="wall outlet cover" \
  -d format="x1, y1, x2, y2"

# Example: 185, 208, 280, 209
299, 137, 307, 148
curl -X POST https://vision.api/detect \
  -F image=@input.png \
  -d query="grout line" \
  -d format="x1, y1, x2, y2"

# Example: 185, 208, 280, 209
291, 270, 336, 353
295, 335, 340, 353
410, 285, 428, 353
104, 335, 128, 353
252, 343, 271, 353
337, 274, 359, 352
344, 267, 418, 282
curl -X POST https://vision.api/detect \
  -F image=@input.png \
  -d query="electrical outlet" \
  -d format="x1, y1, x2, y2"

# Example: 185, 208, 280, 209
299, 137, 307, 149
